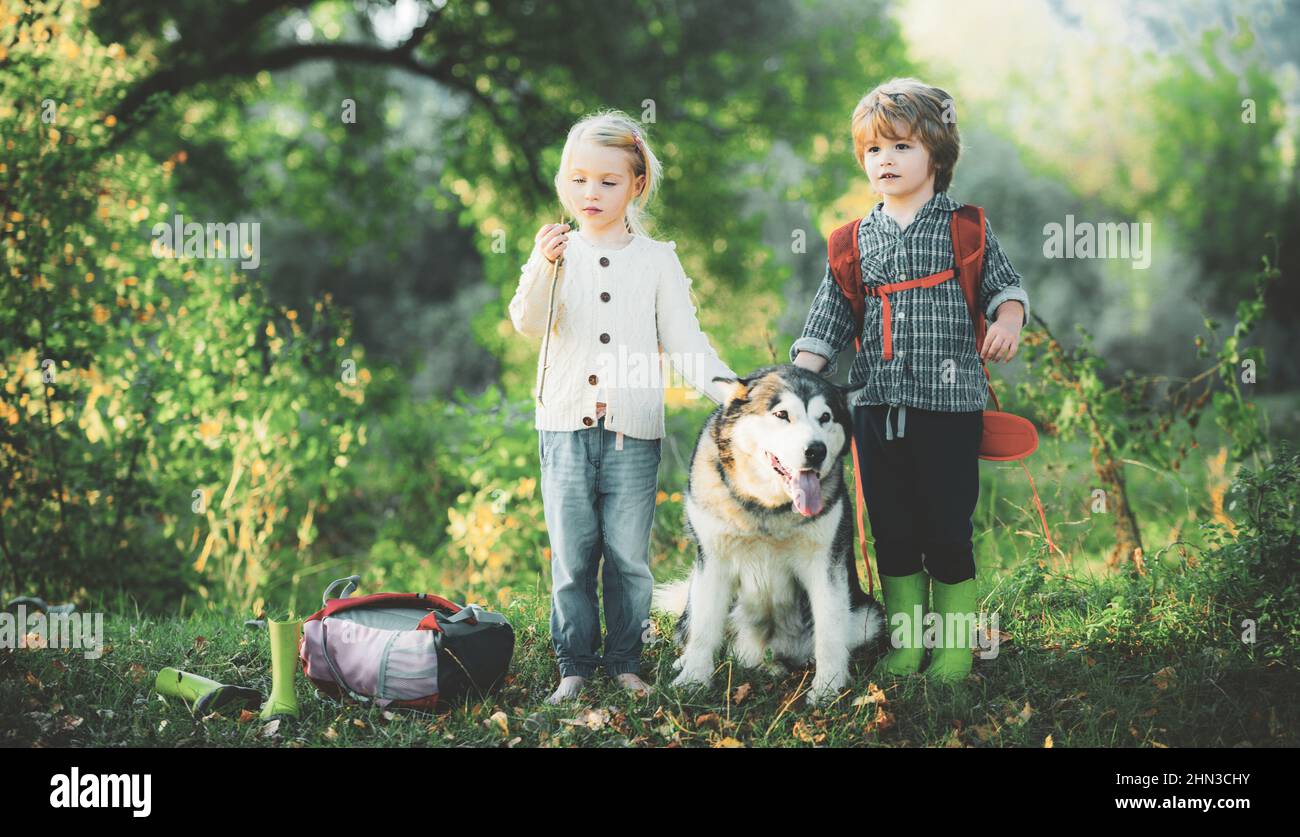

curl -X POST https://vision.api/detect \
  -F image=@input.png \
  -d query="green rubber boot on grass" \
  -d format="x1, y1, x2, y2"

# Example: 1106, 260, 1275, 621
260, 617, 302, 721
875, 571, 929, 676
154, 667, 261, 715
925, 578, 977, 684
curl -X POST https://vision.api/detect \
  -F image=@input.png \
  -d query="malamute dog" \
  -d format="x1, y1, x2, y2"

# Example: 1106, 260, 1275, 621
654, 364, 886, 706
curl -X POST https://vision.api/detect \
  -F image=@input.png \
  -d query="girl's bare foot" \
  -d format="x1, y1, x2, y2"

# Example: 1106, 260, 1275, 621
614, 672, 651, 698
544, 675, 587, 705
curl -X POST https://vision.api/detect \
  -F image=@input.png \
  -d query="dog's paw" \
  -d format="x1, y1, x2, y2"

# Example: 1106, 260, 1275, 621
805, 672, 847, 707
732, 646, 765, 671
670, 667, 713, 691
805, 685, 838, 708
670, 655, 685, 672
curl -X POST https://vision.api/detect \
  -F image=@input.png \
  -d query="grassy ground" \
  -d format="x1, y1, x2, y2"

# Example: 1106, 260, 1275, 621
3, 566, 1296, 748
4, 403, 1294, 747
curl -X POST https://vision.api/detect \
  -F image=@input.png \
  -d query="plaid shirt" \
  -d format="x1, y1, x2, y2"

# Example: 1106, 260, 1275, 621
790, 191, 1030, 413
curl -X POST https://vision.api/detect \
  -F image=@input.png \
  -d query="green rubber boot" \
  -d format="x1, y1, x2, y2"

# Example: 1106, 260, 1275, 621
154, 667, 261, 715
925, 578, 978, 684
874, 572, 929, 676
260, 617, 302, 721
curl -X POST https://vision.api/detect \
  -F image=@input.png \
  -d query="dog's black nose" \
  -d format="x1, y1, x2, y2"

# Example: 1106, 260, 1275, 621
804, 441, 827, 468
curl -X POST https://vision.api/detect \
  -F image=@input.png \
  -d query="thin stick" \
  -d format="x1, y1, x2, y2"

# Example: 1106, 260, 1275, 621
535, 215, 568, 407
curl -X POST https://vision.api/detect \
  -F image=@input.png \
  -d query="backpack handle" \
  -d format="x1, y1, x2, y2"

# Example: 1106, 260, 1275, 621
322, 575, 361, 606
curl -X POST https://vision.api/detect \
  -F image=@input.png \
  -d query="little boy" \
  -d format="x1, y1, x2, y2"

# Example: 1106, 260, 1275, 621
791, 78, 1029, 684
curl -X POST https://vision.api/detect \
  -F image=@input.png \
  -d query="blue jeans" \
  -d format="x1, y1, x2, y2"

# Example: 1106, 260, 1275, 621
539, 417, 661, 678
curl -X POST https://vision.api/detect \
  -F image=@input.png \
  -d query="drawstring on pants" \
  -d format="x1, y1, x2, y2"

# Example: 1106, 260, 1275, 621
884, 404, 908, 441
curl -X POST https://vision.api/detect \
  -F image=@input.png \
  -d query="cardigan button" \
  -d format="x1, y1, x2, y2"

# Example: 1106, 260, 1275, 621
588, 374, 598, 385
600, 292, 610, 302
599, 256, 610, 267
599, 333, 610, 344
582, 417, 594, 427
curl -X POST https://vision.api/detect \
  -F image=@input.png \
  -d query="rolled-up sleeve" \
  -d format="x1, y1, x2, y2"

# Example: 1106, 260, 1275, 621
656, 250, 738, 406
979, 216, 1029, 327
789, 260, 854, 376
508, 244, 557, 338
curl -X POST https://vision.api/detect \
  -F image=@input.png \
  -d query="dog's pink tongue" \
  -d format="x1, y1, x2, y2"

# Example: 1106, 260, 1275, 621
792, 471, 823, 516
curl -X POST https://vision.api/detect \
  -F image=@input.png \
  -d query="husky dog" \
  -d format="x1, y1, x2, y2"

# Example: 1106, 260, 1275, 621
654, 364, 886, 706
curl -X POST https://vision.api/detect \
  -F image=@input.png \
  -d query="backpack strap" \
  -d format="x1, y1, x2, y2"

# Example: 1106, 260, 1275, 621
950, 204, 987, 361
951, 205, 1003, 410
827, 218, 865, 346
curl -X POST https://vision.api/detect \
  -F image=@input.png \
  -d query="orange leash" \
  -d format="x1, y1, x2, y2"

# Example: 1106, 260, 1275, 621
849, 355, 876, 597
982, 366, 1062, 559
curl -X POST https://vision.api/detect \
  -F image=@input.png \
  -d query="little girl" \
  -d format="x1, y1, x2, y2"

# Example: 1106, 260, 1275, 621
508, 111, 738, 704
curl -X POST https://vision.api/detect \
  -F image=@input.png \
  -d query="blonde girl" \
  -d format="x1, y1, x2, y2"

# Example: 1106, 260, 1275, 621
509, 110, 738, 704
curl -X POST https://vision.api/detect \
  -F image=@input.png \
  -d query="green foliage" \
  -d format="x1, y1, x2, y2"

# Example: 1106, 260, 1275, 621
427, 387, 550, 607
1014, 237, 1275, 475
0, 2, 368, 611
1191, 445, 1300, 663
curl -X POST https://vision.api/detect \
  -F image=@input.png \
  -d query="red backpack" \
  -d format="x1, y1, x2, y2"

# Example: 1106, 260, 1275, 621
299, 576, 515, 711
826, 205, 1061, 594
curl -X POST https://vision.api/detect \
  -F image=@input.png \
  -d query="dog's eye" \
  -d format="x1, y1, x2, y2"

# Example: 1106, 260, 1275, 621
819, 413, 830, 424
774, 410, 788, 421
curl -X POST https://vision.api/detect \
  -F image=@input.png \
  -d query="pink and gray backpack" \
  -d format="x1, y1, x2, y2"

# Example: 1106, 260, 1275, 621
299, 575, 515, 711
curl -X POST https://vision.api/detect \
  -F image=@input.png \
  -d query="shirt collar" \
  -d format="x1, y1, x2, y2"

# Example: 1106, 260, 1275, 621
863, 191, 961, 228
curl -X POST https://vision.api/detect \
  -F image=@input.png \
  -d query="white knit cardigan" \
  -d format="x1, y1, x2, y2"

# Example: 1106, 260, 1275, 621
508, 232, 738, 440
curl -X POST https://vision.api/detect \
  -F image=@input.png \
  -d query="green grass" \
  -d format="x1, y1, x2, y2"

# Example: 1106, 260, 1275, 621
3, 567, 1296, 748
5, 407, 1295, 747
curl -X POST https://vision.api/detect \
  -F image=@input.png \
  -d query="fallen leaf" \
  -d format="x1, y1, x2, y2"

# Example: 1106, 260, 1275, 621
237, 709, 258, 724
731, 683, 752, 704
714, 737, 744, 748
853, 682, 888, 709
793, 720, 825, 744
560, 707, 610, 731
1044, 734, 1054, 748
488, 710, 510, 735
261, 719, 281, 739
1006, 701, 1033, 726
1151, 667, 1177, 691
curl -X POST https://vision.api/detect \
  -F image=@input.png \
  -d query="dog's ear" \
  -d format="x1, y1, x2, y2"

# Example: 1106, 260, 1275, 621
712, 375, 751, 404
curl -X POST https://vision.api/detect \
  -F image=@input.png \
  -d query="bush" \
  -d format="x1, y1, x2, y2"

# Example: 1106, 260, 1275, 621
1191, 445, 1300, 663
0, 4, 368, 611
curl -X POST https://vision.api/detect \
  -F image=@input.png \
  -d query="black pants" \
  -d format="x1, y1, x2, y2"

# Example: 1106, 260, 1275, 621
852, 403, 982, 584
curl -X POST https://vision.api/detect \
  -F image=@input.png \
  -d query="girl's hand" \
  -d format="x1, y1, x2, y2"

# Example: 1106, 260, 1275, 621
980, 319, 1021, 363
536, 223, 570, 263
